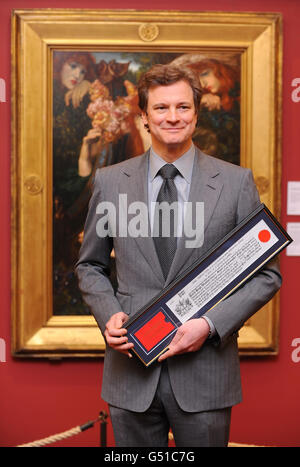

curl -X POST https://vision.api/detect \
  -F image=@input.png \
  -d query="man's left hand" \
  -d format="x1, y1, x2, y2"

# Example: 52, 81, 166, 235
158, 318, 210, 362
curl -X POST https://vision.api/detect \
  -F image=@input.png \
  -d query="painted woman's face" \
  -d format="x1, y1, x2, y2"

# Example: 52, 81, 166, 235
61, 61, 86, 90
199, 69, 221, 93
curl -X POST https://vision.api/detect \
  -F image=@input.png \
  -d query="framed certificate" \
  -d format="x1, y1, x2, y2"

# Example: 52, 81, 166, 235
125, 204, 292, 366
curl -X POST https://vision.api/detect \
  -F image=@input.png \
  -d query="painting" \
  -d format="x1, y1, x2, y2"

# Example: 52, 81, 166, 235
52, 49, 241, 317
11, 9, 282, 357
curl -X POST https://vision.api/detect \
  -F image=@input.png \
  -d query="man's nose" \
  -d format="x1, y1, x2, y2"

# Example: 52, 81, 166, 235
166, 108, 180, 123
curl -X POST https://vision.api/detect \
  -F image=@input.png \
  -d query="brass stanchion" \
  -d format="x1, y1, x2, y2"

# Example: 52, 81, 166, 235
99, 410, 108, 447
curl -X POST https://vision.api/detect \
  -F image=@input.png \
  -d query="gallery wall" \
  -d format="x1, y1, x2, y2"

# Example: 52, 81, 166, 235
0, 0, 300, 447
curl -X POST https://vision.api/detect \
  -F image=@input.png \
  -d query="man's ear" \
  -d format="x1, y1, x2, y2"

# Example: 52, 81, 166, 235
141, 111, 148, 126
141, 111, 150, 133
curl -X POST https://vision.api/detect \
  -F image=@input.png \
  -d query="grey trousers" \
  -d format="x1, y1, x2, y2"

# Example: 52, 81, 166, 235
109, 362, 232, 447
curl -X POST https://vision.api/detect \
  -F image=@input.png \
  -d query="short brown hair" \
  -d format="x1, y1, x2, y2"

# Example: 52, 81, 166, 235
137, 64, 202, 112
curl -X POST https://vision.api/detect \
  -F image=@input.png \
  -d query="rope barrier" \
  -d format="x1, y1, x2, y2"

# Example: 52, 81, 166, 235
17, 411, 108, 447
16, 411, 260, 448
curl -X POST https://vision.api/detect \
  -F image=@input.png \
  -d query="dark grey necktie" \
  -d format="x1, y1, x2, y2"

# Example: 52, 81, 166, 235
153, 164, 180, 279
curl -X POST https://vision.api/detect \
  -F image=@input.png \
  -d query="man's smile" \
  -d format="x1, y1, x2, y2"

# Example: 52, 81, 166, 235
163, 127, 185, 131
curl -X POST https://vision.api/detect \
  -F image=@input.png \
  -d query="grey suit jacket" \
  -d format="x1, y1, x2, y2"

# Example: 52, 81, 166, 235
75, 147, 282, 412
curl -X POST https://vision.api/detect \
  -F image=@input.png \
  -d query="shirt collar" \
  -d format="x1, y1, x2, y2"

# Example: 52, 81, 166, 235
149, 144, 195, 183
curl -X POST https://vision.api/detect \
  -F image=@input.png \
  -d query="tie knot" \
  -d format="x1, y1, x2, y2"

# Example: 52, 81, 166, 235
158, 164, 180, 180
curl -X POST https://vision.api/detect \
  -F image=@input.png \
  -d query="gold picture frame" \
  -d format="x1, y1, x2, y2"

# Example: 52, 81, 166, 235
11, 9, 282, 358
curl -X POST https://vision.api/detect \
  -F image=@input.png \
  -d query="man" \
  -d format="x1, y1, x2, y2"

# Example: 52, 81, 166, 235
76, 64, 282, 447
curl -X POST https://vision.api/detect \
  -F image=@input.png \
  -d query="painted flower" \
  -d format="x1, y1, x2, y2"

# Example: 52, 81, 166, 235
87, 80, 133, 145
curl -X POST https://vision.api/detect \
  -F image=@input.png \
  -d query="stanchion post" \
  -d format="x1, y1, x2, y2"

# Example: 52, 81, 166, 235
99, 410, 108, 447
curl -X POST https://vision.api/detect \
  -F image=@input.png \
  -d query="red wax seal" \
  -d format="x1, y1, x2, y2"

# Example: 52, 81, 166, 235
134, 311, 175, 351
258, 229, 271, 242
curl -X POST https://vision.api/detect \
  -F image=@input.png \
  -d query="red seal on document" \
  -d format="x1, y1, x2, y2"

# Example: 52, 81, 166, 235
258, 229, 271, 242
134, 311, 175, 352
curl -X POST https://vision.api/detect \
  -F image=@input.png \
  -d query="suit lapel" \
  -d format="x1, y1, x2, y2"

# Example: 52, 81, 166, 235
119, 151, 165, 284
119, 148, 224, 287
165, 148, 224, 286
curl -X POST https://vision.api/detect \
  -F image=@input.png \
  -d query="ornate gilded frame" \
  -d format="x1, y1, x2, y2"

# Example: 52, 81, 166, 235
11, 9, 282, 358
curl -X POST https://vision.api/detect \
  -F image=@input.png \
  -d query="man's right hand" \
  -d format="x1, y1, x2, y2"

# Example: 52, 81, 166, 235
104, 312, 134, 358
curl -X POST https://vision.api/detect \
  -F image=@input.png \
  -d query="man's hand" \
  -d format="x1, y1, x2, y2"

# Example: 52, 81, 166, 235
104, 312, 134, 358
158, 318, 210, 362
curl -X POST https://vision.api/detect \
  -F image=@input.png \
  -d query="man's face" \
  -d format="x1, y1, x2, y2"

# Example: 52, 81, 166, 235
141, 80, 197, 154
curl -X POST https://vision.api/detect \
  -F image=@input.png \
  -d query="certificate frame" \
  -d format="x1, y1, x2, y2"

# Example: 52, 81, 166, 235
125, 204, 291, 366
11, 9, 282, 358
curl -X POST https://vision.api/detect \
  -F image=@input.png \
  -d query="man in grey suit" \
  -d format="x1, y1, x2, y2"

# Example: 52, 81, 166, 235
76, 64, 282, 447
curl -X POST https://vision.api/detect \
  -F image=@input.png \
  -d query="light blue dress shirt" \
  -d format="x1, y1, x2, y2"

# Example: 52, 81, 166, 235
148, 144, 195, 239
